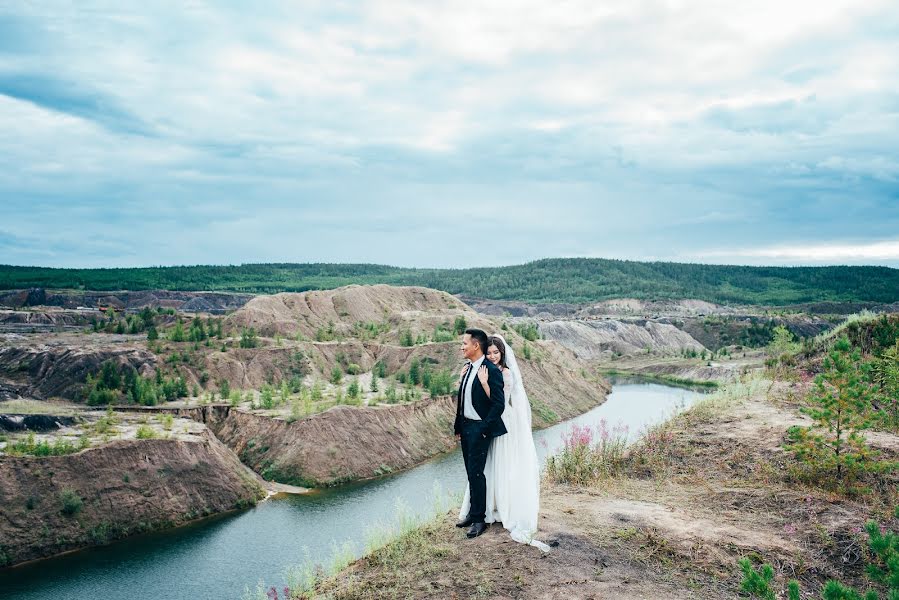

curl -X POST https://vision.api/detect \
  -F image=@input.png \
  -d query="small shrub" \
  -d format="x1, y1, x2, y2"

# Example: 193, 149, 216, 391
513, 321, 540, 342
136, 425, 158, 440
347, 378, 361, 400
453, 316, 467, 335
239, 328, 259, 349
739, 516, 898, 599
158, 413, 174, 431
545, 421, 628, 485
60, 488, 83, 516
260, 386, 275, 409
522, 342, 532, 360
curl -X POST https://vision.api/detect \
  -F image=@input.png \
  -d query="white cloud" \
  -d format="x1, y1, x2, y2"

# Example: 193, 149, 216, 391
700, 240, 899, 264
2, 0, 898, 267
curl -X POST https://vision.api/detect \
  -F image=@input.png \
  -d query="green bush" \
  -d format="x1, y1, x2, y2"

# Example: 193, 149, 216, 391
373, 361, 388, 378
239, 328, 259, 348
347, 378, 361, 400
408, 359, 421, 385
60, 488, 83, 516
260, 385, 275, 409
7, 433, 80, 457
135, 425, 158, 440
453, 316, 468, 335
514, 321, 540, 341
169, 320, 185, 342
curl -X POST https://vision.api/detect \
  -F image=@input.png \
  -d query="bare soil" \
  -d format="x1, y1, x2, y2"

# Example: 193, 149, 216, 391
309, 379, 899, 599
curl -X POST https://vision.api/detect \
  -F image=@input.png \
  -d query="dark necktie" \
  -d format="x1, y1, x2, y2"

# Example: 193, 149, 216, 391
459, 361, 473, 413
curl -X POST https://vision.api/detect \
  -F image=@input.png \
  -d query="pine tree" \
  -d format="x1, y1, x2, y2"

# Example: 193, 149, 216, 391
170, 320, 185, 342
409, 359, 421, 385
785, 337, 883, 487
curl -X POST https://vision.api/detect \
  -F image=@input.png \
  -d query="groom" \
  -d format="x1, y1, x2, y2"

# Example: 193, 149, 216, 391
454, 328, 507, 538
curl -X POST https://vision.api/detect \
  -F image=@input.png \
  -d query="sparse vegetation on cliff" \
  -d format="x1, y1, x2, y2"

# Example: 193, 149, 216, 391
83, 359, 188, 406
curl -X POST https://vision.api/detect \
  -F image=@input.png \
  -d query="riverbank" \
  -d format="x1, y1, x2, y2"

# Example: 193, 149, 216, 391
0, 429, 266, 567
301, 375, 899, 599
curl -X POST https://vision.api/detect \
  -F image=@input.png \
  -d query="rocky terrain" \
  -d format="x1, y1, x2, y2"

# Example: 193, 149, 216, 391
226, 285, 488, 339
538, 319, 706, 358
469, 296, 837, 362
0, 336, 157, 400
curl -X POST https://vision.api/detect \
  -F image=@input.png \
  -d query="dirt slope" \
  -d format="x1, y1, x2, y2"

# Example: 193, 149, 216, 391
539, 319, 706, 358
309, 380, 899, 599
0, 429, 265, 567
0, 337, 156, 400
201, 340, 607, 487
225, 285, 492, 340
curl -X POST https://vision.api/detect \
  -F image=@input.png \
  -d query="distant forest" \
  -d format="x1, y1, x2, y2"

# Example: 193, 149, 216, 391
1, 259, 897, 305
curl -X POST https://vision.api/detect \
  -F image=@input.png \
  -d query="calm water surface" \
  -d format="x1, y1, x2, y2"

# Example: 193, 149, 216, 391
0, 380, 704, 600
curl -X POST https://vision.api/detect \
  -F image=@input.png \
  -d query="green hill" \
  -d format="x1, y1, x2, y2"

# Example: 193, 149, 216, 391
1, 259, 897, 306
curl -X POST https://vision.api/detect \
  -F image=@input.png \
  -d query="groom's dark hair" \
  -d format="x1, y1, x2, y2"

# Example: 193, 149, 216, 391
465, 328, 489, 354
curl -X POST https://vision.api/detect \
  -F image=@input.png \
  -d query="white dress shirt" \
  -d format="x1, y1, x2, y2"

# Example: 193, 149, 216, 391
463, 355, 485, 420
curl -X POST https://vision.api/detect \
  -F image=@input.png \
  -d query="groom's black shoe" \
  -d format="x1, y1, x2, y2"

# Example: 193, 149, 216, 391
466, 522, 488, 538
455, 515, 474, 528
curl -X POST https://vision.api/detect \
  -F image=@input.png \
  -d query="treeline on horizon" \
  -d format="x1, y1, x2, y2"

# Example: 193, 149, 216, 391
0, 259, 897, 306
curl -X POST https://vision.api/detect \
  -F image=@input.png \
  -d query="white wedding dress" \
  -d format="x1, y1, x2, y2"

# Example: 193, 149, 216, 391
459, 335, 549, 552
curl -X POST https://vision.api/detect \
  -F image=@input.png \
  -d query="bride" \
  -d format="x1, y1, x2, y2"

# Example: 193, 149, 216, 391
458, 334, 549, 551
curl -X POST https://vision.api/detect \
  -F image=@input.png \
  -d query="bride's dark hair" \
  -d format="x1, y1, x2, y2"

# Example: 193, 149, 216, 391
488, 336, 508, 369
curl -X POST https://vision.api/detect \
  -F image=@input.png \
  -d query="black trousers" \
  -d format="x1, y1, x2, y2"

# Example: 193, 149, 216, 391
460, 417, 491, 523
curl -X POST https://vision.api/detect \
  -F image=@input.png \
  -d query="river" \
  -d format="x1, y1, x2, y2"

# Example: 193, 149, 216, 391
0, 379, 705, 600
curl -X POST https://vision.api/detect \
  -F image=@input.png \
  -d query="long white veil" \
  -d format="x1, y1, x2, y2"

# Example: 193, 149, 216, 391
458, 333, 549, 552
494, 334, 548, 552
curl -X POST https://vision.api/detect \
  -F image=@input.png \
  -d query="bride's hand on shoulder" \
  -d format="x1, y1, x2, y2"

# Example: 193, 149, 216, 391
459, 363, 469, 383
477, 365, 489, 385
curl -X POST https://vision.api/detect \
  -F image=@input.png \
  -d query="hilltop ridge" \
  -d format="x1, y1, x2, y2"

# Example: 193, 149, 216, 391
2, 258, 897, 305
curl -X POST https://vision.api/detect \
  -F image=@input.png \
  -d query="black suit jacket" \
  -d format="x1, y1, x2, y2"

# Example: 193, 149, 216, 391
454, 357, 507, 438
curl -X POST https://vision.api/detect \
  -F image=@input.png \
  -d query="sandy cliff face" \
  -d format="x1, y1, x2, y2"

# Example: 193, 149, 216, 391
0, 341, 157, 401
225, 285, 494, 340
0, 429, 265, 567
190, 335, 608, 488
209, 398, 458, 486
206, 349, 609, 488
539, 319, 706, 358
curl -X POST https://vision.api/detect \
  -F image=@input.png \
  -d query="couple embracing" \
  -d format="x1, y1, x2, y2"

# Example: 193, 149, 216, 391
453, 328, 549, 552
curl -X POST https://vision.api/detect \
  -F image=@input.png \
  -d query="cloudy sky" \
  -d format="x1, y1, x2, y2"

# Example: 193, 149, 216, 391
1, 1, 897, 268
